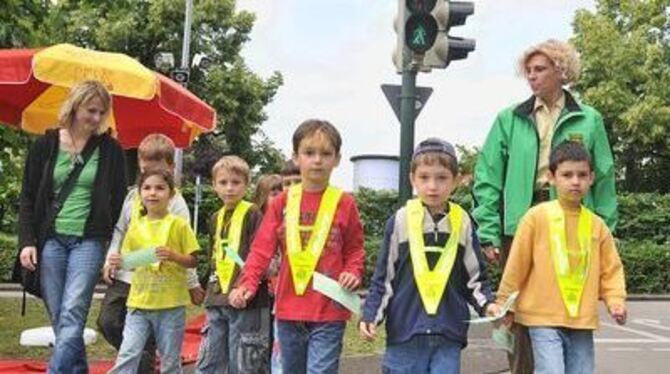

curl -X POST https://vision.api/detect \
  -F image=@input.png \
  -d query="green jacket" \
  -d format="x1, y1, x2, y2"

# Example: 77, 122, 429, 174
472, 91, 617, 248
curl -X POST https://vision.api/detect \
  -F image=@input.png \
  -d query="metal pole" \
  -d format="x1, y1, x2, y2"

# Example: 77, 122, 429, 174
398, 68, 417, 205
193, 174, 201, 232
181, 0, 193, 72
176, 0, 193, 216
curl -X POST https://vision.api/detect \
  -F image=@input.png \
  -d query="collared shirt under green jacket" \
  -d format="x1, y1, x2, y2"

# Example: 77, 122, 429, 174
472, 91, 617, 248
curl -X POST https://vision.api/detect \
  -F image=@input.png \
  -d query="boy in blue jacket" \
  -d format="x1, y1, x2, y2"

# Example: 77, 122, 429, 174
360, 138, 499, 373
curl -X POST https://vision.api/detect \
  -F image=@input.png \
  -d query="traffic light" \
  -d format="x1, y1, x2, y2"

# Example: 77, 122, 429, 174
393, 0, 475, 72
394, 0, 440, 72
422, 1, 475, 70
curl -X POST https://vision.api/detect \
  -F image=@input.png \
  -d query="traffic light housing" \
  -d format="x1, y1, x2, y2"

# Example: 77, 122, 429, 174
422, 1, 475, 70
393, 0, 475, 73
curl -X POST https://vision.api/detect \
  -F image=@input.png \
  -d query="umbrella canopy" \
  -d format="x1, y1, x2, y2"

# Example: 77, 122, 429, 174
0, 43, 216, 148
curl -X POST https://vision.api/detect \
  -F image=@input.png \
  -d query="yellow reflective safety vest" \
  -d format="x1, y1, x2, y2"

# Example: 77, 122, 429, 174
286, 184, 342, 296
213, 201, 253, 293
406, 199, 464, 315
546, 200, 593, 318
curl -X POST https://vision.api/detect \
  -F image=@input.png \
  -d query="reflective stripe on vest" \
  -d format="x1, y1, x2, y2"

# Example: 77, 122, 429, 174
406, 199, 464, 315
547, 200, 593, 318
286, 184, 342, 296
214, 200, 253, 293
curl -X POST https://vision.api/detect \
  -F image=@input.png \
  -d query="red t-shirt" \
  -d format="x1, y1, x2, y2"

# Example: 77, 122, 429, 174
238, 189, 365, 322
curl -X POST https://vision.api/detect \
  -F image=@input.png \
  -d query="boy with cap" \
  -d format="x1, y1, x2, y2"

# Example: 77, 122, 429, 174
360, 138, 498, 374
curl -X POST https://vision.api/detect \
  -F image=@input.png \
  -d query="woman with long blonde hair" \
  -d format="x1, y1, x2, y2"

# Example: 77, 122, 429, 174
17, 80, 127, 373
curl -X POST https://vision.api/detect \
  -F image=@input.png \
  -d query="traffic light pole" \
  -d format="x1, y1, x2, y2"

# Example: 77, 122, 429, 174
398, 67, 418, 205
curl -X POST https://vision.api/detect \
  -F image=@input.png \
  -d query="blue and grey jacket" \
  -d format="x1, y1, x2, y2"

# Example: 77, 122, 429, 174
361, 204, 494, 346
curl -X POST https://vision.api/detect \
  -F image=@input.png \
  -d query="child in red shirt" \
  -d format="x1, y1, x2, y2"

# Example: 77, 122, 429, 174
230, 119, 365, 374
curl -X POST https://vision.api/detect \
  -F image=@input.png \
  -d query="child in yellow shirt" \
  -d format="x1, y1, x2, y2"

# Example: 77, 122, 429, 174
495, 141, 626, 374
109, 168, 200, 374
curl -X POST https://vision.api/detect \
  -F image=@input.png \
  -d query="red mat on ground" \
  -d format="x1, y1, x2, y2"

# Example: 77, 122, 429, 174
0, 314, 206, 373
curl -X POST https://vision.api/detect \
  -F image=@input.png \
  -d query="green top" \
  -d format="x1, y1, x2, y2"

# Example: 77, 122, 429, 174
472, 92, 617, 248
53, 148, 100, 236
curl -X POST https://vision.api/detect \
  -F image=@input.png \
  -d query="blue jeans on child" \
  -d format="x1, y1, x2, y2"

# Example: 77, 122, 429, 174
41, 234, 105, 374
196, 305, 271, 374
276, 320, 346, 374
529, 327, 594, 374
382, 334, 461, 374
271, 319, 282, 374
109, 307, 186, 374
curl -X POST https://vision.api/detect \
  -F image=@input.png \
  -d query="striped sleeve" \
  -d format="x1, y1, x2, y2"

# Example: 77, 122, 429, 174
362, 214, 399, 324
461, 215, 494, 315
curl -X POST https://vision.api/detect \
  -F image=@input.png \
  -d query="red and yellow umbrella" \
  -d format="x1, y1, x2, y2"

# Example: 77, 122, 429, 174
0, 43, 216, 148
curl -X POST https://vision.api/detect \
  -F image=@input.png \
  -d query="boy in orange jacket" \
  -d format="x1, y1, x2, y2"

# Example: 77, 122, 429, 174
495, 141, 626, 374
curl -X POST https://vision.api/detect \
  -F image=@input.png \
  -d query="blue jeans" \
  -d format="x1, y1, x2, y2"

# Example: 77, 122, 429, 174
196, 305, 271, 374
276, 320, 346, 374
41, 234, 105, 374
109, 307, 186, 374
382, 334, 461, 374
271, 319, 282, 374
529, 327, 594, 374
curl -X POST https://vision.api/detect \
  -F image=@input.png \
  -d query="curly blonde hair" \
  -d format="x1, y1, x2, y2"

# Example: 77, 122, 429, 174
57, 80, 112, 134
517, 39, 581, 85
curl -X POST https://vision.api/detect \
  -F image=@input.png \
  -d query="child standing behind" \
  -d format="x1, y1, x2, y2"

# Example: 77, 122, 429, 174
495, 141, 627, 374
360, 138, 498, 374
196, 156, 270, 374
229, 119, 365, 374
109, 168, 200, 374
99, 134, 204, 374
279, 159, 301, 190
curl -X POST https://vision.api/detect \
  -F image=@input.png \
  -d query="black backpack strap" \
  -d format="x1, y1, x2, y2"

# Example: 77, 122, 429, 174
45, 134, 103, 227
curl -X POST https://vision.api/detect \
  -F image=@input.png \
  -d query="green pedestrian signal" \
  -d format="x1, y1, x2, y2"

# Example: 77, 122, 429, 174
405, 14, 438, 53
393, 0, 476, 73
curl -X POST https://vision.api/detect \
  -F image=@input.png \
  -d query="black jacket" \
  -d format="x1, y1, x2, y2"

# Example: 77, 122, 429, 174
18, 129, 127, 249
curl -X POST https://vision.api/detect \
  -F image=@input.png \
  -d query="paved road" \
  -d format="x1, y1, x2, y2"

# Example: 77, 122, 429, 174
594, 301, 670, 374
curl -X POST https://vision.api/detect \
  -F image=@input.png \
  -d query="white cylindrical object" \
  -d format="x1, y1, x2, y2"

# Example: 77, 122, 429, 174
350, 154, 399, 191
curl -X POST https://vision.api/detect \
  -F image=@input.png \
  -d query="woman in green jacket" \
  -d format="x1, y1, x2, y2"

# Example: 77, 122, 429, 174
472, 39, 617, 374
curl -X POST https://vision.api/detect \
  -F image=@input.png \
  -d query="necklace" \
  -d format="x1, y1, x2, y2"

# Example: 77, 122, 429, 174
67, 128, 85, 165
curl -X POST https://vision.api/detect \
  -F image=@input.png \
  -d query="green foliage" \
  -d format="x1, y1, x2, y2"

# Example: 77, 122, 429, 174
572, 0, 670, 192
619, 240, 670, 294
0, 232, 17, 282
0, 0, 49, 48
353, 188, 399, 239
616, 193, 670, 244
0, 128, 29, 231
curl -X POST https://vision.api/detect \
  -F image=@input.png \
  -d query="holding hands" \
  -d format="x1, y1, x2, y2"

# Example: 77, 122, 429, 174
102, 253, 122, 284
338, 271, 360, 291
229, 286, 253, 309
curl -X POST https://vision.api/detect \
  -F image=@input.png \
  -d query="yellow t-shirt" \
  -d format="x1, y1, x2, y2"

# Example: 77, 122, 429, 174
122, 214, 200, 309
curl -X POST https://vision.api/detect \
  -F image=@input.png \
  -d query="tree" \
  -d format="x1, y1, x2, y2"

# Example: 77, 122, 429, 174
0, 0, 48, 48
39, 0, 284, 176
571, 0, 670, 192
